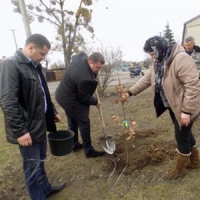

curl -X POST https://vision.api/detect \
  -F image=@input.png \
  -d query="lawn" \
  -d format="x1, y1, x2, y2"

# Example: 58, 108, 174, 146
1, 87, 200, 200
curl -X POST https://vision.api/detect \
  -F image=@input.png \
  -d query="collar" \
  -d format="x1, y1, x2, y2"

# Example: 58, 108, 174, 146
15, 49, 38, 68
22, 52, 38, 68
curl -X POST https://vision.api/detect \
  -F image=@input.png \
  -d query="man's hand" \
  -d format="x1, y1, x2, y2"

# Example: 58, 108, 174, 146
54, 114, 61, 122
17, 132, 32, 146
181, 112, 191, 126
96, 100, 101, 108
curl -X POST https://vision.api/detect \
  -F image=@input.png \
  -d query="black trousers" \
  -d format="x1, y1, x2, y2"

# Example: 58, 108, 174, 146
168, 109, 196, 154
65, 106, 94, 154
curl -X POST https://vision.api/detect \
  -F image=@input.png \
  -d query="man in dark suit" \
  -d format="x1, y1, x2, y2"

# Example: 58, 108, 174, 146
55, 52, 105, 158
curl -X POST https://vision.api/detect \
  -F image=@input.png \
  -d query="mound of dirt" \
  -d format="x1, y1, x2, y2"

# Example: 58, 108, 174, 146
103, 130, 177, 175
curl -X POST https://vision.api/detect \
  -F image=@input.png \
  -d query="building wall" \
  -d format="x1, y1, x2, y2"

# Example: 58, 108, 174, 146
183, 16, 200, 46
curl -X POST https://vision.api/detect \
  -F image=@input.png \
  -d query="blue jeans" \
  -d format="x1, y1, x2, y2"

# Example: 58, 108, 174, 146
19, 142, 52, 200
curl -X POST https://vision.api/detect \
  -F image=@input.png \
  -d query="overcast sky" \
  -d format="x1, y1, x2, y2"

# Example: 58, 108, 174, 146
0, 0, 199, 62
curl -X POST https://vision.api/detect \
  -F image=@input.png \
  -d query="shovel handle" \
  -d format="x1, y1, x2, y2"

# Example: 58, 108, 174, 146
95, 90, 106, 129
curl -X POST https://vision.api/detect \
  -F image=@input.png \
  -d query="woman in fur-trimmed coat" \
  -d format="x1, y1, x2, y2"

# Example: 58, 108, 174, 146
126, 36, 200, 180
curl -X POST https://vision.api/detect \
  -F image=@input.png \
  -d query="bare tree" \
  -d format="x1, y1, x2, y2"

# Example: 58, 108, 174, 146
96, 44, 123, 97
12, 0, 95, 69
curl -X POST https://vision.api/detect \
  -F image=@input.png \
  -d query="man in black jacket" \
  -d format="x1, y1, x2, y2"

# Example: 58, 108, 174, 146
55, 52, 105, 158
0, 34, 65, 199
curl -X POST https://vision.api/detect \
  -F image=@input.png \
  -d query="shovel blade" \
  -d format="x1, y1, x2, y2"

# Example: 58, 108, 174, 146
99, 136, 116, 154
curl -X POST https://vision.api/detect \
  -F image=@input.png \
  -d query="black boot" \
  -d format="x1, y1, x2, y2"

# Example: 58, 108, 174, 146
46, 183, 66, 198
86, 149, 105, 158
73, 142, 83, 152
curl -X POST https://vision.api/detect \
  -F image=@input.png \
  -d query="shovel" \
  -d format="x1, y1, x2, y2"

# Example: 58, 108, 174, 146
95, 90, 116, 154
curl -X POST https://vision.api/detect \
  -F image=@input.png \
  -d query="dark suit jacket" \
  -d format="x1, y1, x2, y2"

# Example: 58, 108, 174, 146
55, 53, 98, 115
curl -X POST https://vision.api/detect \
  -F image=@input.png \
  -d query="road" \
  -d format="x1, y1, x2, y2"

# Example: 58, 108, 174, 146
106, 71, 146, 86
47, 70, 147, 95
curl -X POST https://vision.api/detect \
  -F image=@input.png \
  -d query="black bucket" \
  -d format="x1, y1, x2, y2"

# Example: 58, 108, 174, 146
47, 130, 74, 156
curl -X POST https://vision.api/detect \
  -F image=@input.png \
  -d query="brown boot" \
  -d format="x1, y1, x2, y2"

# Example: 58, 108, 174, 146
186, 146, 200, 169
163, 152, 189, 180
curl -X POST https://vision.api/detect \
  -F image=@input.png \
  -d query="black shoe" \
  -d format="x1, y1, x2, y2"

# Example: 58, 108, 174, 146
46, 183, 66, 198
73, 142, 83, 152
86, 149, 105, 158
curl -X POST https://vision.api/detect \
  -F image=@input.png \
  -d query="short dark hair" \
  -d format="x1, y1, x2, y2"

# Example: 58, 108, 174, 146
25, 33, 51, 49
88, 52, 105, 64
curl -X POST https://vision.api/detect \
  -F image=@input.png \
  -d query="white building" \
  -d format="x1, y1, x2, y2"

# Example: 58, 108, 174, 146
182, 14, 200, 45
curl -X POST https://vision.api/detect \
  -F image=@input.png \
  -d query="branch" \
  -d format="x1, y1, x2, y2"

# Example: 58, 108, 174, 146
28, 10, 60, 27
39, 0, 62, 25
71, 0, 83, 49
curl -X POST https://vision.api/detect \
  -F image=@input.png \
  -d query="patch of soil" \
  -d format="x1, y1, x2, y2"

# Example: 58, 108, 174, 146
102, 131, 176, 175
88, 88, 178, 177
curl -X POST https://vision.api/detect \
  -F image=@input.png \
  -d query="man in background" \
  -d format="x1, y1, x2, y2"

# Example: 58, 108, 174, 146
184, 36, 200, 76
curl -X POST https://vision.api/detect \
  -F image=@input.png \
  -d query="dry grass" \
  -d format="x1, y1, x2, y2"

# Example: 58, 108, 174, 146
1, 88, 200, 200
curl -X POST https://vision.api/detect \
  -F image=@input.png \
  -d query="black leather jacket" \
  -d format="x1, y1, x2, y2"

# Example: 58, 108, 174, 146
0, 50, 57, 144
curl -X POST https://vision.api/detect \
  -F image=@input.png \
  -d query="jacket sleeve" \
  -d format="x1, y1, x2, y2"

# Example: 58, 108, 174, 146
176, 54, 200, 113
77, 80, 98, 105
0, 59, 28, 138
129, 66, 152, 96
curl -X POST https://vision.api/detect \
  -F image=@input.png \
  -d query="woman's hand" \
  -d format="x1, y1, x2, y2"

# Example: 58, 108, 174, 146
181, 112, 191, 126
